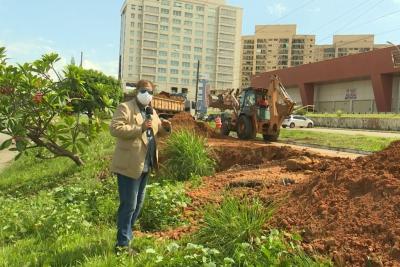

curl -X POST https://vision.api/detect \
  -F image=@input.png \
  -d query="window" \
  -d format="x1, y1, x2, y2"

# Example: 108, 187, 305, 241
172, 27, 181, 33
183, 37, 191, 43
158, 68, 167, 73
131, 22, 135, 27
182, 70, 190, 76
173, 10, 181, 16
142, 57, 156, 65
159, 51, 168, 57
183, 54, 190, 59
159, 42, 168, 48
194, 47, 202, 53
221, 9, 236, 17
143, 49, 157, 57
145, 14, 158, 22
185, 3, 193, 9
161, 0, 169, 5
143, 40, 157, 48
161, 8, 169, 14
184, 29, 192, 35
206, 48, 215, 54
171, 52, 179, 58
184, 20, 192, 26
131, 14, 135, 19
170, 69, 179, 74
196, 6, 204, 12
170, 77, 178, 83
171, 60, 179, 66
158, 59, 167, 64
160, 17, 169, 24
171, 44, 180, 49
195, 30, 203, 37
182, 62, 190, 67
158, 76, 167, 82
196, 14, 204, 20
195, 39, 202, 45
195, 22, 203, 28
183, 45, 191, 51
159, 34, 168, 41
145, 6, 159, 14
181, 79, 190, 85
160, 25, 168, 31
144, 31, 158, 40
144, 23, 158, 31
185, 12, 193, 18
173, 18, 181, 24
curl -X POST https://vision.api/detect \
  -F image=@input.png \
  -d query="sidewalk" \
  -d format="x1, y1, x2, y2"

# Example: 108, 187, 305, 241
0, 133, 17, 172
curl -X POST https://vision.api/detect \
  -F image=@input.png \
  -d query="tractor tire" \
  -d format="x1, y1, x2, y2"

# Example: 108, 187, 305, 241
307, 123, 313, 128
220, 122, 230, 136
237, 116, 253, 140
289, 122, 295, 128
263, 130, 280, 142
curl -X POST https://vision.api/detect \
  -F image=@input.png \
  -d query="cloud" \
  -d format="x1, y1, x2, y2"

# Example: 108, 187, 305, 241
83, 59, 118, 78
268, 3, 287, 17
0, 38, 56, 62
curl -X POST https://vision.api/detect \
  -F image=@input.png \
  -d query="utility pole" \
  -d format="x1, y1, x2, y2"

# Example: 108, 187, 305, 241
80, 52, 83, 68
194, 59, 200, 116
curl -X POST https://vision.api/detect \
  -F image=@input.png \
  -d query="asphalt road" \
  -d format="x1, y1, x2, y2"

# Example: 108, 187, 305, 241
0, 133, 17, 172
289, 127, 400, 138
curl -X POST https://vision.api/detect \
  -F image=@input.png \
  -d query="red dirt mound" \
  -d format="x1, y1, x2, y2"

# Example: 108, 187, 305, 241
169, 112, 220, 138
273, 141, 400, 266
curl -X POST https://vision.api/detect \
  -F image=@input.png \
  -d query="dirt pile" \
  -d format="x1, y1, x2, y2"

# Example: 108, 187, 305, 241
273, 141, 400, 266
169, 112, 220, 138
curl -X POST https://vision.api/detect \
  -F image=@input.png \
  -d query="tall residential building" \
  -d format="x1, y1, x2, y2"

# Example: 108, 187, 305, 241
240, 25, 390, 88
240, 25, 315, 88
313, 35, 385, 62
119, 0, 243, 102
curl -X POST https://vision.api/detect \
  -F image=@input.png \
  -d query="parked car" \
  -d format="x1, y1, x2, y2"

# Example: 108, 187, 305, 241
282, 115, 314, 128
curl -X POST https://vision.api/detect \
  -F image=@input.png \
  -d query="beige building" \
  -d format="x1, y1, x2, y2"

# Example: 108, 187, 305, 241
314, 35, 387, 62
241, 25, 389, 88
240, 25, 315, 88
119, 0, 242, 102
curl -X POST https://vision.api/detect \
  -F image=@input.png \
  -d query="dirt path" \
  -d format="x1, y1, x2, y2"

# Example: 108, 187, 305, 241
290, 127, 400, 138
0, 133, 17, 173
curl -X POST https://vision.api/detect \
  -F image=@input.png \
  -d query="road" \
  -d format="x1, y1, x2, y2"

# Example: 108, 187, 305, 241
289, 127, 400, 138
0, 133, 17, 172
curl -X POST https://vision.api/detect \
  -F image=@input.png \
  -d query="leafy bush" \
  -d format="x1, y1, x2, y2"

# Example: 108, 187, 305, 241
162, 130, 215, 181
139, 182, 190, 232
195, 197, 274, 255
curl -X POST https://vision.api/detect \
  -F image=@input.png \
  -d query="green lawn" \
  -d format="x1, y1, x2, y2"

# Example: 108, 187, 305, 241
306, 113, 400, 119
279, 128, 399, 152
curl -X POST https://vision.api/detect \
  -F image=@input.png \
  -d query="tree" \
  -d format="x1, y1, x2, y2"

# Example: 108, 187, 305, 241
0, 47, 121, 166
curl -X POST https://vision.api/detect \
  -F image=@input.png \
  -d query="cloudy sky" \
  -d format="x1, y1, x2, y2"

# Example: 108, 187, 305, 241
1, 0, 399, 77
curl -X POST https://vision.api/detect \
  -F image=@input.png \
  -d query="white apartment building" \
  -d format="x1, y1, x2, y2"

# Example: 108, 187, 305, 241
119, 0, 242, 102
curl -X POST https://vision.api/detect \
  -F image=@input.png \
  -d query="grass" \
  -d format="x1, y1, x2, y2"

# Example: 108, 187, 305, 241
162, 129, 216, 181
307, 113, 400, 119
0, 128, 331, 266
279, 128, 399, 152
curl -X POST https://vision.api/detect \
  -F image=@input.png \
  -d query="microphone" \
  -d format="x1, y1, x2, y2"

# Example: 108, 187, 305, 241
145, 106, 153, 137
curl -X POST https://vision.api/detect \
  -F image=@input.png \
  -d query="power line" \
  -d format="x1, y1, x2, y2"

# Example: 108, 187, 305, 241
272, 0, 316, 23
311, 0, 373, 34
318, 0, 385, 43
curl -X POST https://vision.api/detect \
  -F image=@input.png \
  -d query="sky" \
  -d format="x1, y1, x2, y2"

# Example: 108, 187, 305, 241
0, 0, 399, 77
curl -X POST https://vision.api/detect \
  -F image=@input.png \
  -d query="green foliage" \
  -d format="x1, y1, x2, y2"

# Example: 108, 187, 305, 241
139, 182, 190, 232
162, 130, 216, 181
195, 197, 274, 255
0, 47, 120, 165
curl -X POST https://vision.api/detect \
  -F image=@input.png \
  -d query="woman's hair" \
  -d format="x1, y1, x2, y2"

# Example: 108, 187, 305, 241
136, 80, 154, 89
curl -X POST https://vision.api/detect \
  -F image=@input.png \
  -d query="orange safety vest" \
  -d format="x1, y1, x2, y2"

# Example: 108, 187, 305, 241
215, 116, 222, 129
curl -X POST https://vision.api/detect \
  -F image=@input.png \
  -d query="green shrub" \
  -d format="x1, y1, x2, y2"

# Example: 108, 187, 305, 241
139, 182, 190, 232
162, 130, 215, 181
195, 197, 274, 255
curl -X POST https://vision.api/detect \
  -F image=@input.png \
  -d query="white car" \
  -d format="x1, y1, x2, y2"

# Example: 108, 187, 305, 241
282, 115, 314, 128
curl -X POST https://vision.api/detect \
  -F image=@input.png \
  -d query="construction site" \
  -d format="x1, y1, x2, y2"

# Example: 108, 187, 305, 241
149, 110, 400, 266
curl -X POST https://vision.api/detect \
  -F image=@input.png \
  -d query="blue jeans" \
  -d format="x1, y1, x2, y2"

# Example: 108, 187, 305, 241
116, 172, 149, 247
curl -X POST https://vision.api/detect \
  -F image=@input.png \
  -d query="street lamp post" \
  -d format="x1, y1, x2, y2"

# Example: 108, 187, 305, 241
195, 59, 200, 116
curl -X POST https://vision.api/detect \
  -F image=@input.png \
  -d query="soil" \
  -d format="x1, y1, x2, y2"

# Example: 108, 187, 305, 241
169, 112, 220, 138
143, 115, 400, 266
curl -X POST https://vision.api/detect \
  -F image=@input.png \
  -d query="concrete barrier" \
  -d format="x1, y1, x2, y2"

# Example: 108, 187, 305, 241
310, 117, 400, 131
